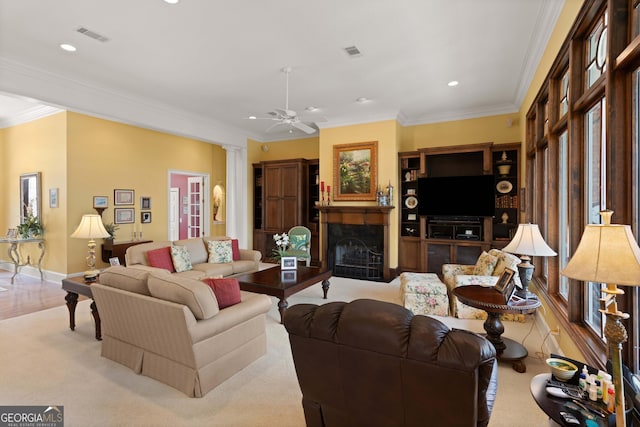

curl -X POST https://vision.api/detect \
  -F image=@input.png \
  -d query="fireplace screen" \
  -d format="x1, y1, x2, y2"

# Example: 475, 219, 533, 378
332, 238, 383, 281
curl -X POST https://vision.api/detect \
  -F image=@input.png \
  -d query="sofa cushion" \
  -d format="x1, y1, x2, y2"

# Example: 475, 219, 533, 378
174, 238, 208, 265
146, 246, 176, 273
98, 266, 151, 295
171, 245, 193, 273
147, 273, 219, 320
202, 278, 241, 309
474, 251, 498, 276
192, 262, 234, 277
231, 239, 241, 261
207, 240, 233, 263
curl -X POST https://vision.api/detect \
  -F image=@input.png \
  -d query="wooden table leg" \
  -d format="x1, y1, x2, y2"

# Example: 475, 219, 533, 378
483, 311, 528, 373
321, 279, 330, 299
65, 292, 78, 331
90, 301, 102, 341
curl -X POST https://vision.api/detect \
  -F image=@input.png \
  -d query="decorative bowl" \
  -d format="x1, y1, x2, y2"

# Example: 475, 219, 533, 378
546, 358, 578, 381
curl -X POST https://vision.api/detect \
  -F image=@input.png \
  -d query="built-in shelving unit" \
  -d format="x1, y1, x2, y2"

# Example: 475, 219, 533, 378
397, 142, 521, 274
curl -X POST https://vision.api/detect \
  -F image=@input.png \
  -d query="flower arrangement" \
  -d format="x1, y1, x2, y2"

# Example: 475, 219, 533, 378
272, 232, 290, 260
17, 210, 44, 238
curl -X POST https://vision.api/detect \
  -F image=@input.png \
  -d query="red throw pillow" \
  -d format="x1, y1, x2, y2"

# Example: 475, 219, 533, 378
146, 247, 176, 273
202, 278, 241, 309
231, 239, 241, 261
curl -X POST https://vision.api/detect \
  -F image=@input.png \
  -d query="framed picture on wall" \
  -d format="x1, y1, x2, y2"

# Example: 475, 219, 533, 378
114, 189, 134, 205
141, 211, 152, 223
93, 196, 108, 208
141, 197, 151, 209
49, 188, 59, 208
333, 141, 378, 201
114, 208, 135, 224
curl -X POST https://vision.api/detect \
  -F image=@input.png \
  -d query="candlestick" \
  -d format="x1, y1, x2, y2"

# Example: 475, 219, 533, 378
320, 181, 325, 192
327, 186, 331, 206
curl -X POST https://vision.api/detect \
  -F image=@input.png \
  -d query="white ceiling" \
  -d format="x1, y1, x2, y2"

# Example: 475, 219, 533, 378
0, 0, 564, 143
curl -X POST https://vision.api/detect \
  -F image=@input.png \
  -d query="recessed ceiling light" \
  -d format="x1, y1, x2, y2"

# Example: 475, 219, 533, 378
305, 106, 318, 112
248, 116, 257, 120
356, 97, 370, 103
60, 44, 77, 52
448, 81, 459, 87
164, 0, 179, 4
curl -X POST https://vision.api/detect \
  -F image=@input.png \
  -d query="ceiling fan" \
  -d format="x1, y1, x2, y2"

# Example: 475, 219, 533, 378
248, 67, 324, 135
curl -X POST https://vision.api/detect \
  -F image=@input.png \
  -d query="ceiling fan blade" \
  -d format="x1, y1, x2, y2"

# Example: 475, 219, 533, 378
265, 122, 284, 133
293, 121, 317, 134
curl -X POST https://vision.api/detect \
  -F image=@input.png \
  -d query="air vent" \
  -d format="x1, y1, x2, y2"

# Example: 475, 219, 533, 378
76, 27, 109, 42
344, 45, 362, 57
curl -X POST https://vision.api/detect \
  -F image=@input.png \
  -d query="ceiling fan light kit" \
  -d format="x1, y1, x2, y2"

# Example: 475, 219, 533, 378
248, 66, 322, 135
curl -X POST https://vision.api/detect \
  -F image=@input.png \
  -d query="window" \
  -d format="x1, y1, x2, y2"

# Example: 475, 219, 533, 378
560, 71, 569, 118
586, 12, 607, 89
558, 131, 569, 299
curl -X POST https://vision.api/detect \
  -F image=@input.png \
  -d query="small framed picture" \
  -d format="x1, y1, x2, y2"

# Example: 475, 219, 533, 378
141, 211, 152, 223
114, 208, 135, 224
109, 257, 121, 266
281, 256, 297, 270
408, 213, 417, 221
494, 267, 516, 302
141, 197, 151, 209
407, 188, 416, 195
114, 189, 134, 205
49, 188, 59, 208
93, 196, 108, 208
6, 228, 17, 239
281, 270, 297, 283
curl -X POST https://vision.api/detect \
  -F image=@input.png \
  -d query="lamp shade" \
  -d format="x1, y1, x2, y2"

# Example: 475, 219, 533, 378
561, 222, 640, 286
502, 223, 557, 257
70, 214, 110, 239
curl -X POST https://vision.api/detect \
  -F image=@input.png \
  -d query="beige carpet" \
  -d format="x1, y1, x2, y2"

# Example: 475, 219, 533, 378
0, 275, 551, 426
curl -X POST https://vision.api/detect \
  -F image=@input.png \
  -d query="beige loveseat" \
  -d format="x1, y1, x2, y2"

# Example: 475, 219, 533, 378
91, 266, 272, 397
125, 236, 260, 279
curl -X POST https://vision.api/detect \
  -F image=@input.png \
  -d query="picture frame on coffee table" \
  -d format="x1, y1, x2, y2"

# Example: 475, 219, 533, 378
281, 256, 297, 270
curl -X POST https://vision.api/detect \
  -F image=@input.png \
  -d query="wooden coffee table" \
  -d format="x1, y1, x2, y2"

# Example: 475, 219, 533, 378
235, 266, 332, 323
61, 276, 101, 340
453, 285, 540, 373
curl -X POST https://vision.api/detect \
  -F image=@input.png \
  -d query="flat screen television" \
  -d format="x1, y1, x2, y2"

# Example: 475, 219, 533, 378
417, 175, 495, 217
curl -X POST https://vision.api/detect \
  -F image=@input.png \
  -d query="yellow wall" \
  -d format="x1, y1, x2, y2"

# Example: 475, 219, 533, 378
1, 112, 226, 276
0, 112, 68, 273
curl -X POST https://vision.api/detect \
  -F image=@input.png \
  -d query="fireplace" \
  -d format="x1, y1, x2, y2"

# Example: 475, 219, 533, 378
318, 206, 393, 282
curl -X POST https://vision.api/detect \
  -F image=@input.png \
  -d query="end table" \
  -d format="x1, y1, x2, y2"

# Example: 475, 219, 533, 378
61, 276, 101, 340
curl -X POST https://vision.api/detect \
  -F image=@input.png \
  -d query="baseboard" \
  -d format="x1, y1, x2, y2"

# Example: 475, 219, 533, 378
0, 261, 65, 284
535, 311, 562, 357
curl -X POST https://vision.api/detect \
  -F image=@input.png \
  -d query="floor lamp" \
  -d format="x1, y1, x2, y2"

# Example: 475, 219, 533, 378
71, 214, 110, 282
501, 223, 557, 299
561, 210, 640, 427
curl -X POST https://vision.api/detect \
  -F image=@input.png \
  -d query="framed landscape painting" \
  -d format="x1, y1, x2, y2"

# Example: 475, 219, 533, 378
333, 141, 378, 201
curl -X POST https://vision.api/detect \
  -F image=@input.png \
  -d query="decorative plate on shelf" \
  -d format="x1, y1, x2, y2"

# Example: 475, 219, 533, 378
496, 180, 513, 194
405, 196, 418, 209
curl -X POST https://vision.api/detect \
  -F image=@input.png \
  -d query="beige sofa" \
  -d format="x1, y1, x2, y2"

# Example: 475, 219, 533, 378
125, 236, 261, 279
91, 266, 272, 397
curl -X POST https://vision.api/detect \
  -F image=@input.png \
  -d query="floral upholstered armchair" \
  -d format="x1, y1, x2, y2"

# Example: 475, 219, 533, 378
283, 226, 311, 266
442, 248, 525, 321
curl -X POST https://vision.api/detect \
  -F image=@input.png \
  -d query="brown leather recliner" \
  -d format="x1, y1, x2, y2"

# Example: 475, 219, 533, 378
284, 299, 498, 427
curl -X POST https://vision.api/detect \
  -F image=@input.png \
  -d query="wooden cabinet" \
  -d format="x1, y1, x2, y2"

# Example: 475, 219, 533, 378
101, 240, 152, 265
252, 158, 318, 263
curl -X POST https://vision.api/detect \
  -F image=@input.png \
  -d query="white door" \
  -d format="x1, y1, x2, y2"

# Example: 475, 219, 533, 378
169, 188, 179, 241
187, 176, 203, 238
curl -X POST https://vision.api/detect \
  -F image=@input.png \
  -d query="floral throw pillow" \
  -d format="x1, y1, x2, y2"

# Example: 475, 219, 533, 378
207, 240, 232, 263
473, 251, 498, 276
170, 245, 192, 273
289, 234, 308, 250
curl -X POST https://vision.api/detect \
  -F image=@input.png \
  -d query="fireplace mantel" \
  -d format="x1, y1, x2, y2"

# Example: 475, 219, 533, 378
318, 205, 394, 281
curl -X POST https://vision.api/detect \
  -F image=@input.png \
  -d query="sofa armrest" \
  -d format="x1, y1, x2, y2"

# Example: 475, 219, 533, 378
239, 249, 262, 262
441, 264, 475, 289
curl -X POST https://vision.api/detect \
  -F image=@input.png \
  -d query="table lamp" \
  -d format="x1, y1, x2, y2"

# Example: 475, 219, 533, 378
502, 223, 557, 299
561, 210, 640, 427
70, 214, 110, 282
